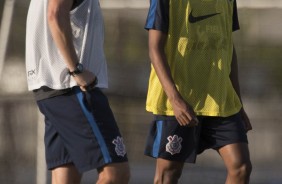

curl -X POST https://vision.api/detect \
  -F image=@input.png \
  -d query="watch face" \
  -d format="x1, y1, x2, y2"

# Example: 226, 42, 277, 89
77, 63, 83, 72
69, 63, 84, 76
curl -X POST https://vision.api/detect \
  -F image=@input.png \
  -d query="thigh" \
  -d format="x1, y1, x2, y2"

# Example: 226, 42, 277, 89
97, 162, 130, 184
156, 158, 184, 172
52, 164, 82, 184
97, 162, 130, 175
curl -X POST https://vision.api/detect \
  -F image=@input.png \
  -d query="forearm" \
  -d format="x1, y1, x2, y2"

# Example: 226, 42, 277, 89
47, 0, 78, 71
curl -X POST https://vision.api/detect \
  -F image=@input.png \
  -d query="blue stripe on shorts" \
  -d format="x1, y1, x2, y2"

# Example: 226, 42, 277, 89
152, 120, 163, 157
74, 88, 112, 164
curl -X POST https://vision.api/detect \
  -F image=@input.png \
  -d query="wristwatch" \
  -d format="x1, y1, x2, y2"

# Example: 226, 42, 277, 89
69, 63, 83, 76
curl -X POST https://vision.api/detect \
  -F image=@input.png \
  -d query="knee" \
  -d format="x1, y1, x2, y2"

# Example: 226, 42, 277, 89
98, 173, 130, 184
239, 161, 252, 177
112, 170, 130, 184
154, 168, 182, 184
118, 169, 130, 183
229, 161, 252, 179
97, 164, 130, 184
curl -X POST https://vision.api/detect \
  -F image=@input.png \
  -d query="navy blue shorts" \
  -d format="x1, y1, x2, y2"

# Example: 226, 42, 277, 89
37, 87, 128, 173
144, 113, 248, 163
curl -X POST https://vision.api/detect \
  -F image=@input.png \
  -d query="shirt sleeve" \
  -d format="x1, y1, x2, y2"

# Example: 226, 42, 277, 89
232, 0, 240, 31
144, 0, 169, 33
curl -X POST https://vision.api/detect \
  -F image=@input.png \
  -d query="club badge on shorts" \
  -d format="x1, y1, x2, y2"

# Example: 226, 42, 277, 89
112, 136, 126, 157
166, 135, 183, 155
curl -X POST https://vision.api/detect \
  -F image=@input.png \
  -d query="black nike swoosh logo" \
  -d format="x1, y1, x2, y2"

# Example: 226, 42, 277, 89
189, 10, 220, 23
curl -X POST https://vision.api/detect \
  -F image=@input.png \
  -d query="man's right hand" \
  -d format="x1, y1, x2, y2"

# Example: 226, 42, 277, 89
72, 70, 97, 91
170, 95, 199, 127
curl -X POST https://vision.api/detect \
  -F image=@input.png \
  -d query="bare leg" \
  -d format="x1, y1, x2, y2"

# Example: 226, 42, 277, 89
153, 158, 184, 184
51, 164, 82, 184
96, 162, 130, 184
218, 143, 252, 184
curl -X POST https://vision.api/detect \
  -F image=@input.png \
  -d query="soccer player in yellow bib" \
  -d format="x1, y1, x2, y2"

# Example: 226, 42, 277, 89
144, 0, 252, 183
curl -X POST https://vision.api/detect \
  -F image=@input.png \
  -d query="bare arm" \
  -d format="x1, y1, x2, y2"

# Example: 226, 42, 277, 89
47, 0, 95, 90
148, 30, 198, 126
230, 46, 252, 131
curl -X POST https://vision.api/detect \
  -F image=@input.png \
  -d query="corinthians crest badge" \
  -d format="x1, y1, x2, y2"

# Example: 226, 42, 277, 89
112, 136, 126, 157
166, 135, 183, 155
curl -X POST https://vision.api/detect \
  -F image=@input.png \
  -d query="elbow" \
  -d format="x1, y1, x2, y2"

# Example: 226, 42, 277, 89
47, 5, 67, 25
47, 9, 60, 26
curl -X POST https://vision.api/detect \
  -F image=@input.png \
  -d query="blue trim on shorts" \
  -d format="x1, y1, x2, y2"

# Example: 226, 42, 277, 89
74, 88, 112, 164
153, 120, 163, 157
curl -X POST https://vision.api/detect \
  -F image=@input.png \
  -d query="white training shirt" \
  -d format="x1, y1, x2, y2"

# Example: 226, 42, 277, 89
25, 0, 108, 91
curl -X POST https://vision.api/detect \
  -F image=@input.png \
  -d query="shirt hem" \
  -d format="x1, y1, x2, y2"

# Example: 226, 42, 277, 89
27, 83, 108, 91
146, 105, 242, 117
